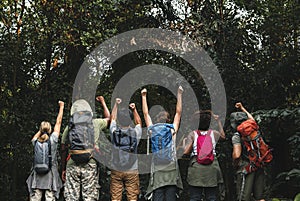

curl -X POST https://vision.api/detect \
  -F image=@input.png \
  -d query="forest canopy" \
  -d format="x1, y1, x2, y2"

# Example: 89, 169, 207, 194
0, 0, 299, 200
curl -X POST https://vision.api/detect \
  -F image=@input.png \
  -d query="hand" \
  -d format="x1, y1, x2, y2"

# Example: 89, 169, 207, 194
141, 88, 147, 96
129, 103, 136, 110
212, 114, 219, 121
96, 96, 105, 103
58, 101, 64, 107
235, 102, 243, 109
62, 170, 66, 183
116, 98, 122, 104
178, 85, 184, 94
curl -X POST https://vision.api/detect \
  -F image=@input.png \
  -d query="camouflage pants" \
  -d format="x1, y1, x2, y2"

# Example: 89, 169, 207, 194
64, 163, 100, 201
30, 189, 55, 201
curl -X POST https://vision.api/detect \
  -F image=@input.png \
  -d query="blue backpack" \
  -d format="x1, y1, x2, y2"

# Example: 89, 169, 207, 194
112, 127, 138, 170
148, 123, 175, 165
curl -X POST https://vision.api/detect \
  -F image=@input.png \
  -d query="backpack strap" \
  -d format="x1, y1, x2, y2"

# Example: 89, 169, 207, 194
207, 130, 215, 149
147, 130, 150, 155
192, 130, 198, 156
239, 172, 246, 201
129, 131, 133, 151
48, 138, 52, 170
113, 129, 120, 146
118, 131, 121, 146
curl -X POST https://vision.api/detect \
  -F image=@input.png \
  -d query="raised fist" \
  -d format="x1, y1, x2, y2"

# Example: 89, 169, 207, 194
178, 85, 184, 94
212, 114, 219, 120
96, 96, 105, 103
58, 101, 64, 107
116, 98, 122, 104
129, 103, 136, 110
141, 88, 147, 96
235, 102, 243, 109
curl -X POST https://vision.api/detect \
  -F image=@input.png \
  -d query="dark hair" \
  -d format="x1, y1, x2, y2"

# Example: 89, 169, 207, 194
117, 108, 133, 127
192, 110, 211, 131
154, 111, 171, 124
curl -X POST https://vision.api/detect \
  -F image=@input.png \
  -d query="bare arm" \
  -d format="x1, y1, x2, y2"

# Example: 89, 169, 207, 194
212, 113, 225, 139
235, 102, 254, 120
129, 103, 142, 125
111, 98, 122, 122
182, 131, 194, 156
232, 144, 242, 161
96, 96, 111, 123
141, 88, 152, 127
173, 86, 183, 132
53, 101, 65, 135
31, 131, 41, 141
232, 144, 242, 168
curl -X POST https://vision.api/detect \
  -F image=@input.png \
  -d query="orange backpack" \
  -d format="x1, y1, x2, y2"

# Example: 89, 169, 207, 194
237, 119, 273, 173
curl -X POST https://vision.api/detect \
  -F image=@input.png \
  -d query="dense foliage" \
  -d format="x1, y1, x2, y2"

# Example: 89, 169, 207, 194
0, 0, 299, 200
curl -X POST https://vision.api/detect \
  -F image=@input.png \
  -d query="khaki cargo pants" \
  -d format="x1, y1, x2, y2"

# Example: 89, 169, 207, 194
110, 169, 140, 201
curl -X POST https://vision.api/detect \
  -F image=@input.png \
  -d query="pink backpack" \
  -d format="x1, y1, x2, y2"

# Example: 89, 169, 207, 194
196, 130, 214, 165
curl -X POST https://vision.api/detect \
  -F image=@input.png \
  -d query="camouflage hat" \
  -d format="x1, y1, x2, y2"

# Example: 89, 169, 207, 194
70, 99, 93, 116
230, 112, 248, 130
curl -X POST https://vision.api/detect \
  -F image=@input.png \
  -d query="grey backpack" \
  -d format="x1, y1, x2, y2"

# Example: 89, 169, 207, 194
68, 111, 95, 164
34, 139, 52, 174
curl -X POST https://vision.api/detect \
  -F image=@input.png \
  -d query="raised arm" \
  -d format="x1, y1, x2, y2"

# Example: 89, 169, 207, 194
173, 86, 183, 132
129, 103, 142, 126
141, 88, 152, 127
53, 101, 65, 135
31, 131, 41, 141
111, 98, 122, 122
96, 96, 111, 123
182, 131, 194, 157
212, 112, 225, 140
235, 102, 254, 121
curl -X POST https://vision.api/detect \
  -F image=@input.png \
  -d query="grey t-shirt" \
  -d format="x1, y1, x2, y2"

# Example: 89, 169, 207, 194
110, 120, 142, 171
232, 132, 241, 145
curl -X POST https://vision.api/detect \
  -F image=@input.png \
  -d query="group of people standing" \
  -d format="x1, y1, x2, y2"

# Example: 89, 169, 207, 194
26, 86, 269, 201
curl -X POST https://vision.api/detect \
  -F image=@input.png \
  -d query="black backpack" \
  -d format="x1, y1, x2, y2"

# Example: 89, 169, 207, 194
68, 111, 95, 164
112, 127, 138, 170
34, 138, 52, 174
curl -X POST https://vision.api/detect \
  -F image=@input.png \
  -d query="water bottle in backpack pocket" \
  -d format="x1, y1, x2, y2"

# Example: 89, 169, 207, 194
112, 127, 138, 170
34, 139, 52, 174
68, 111, 95, 164
148, 123, 175, 165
